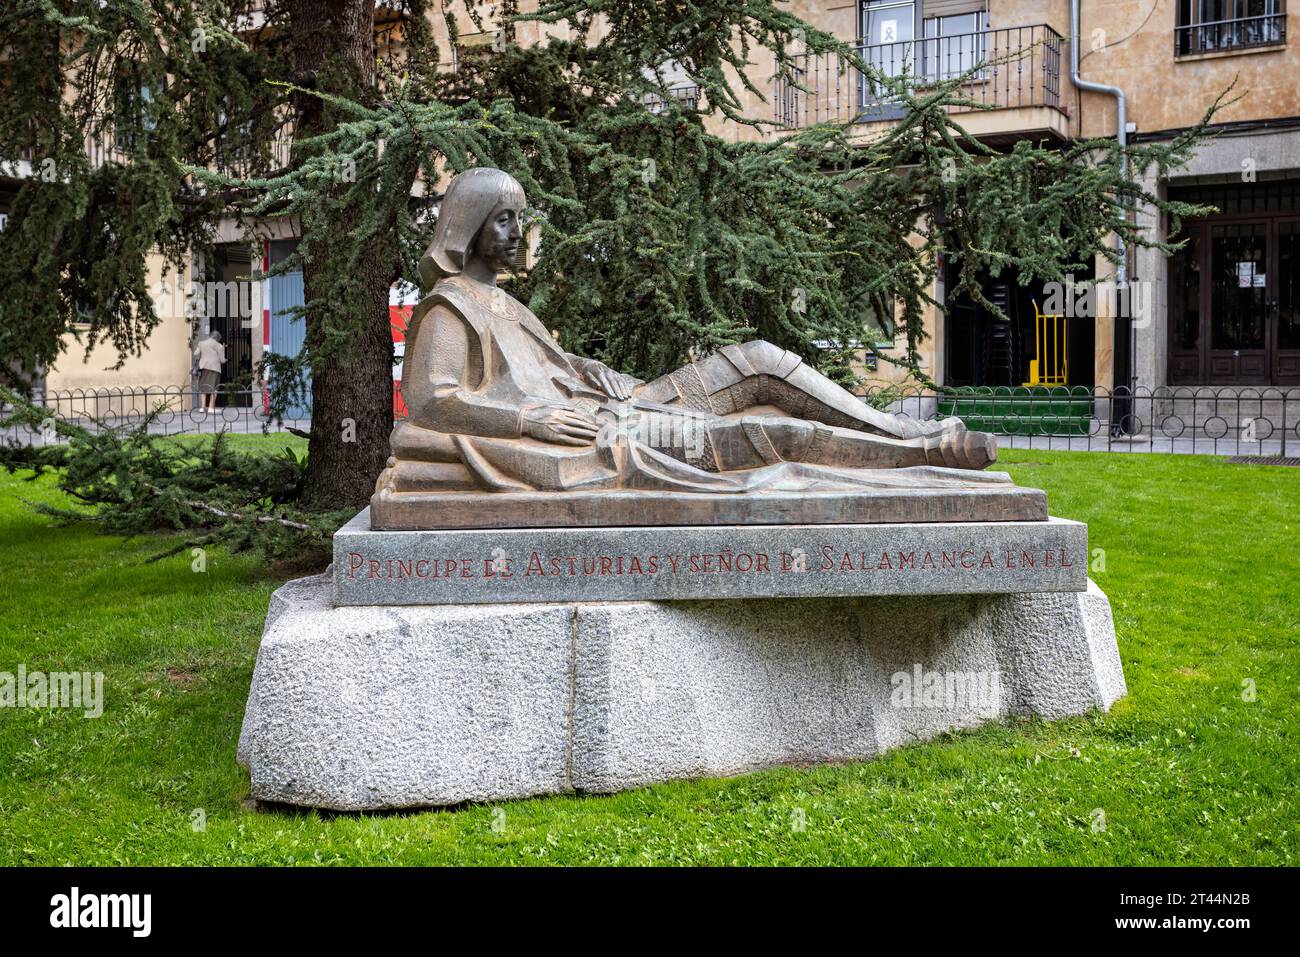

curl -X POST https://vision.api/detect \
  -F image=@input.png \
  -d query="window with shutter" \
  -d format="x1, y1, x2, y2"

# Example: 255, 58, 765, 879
921, 0, 987, 18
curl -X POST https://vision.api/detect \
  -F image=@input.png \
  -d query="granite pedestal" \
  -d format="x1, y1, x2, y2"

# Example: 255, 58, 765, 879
238, 512, 1125, 810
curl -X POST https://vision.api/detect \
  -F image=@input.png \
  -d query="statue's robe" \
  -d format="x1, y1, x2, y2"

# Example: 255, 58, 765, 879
387, 275, 1001, 494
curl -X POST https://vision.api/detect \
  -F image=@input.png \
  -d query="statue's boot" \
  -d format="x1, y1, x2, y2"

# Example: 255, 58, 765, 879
639, 340, 965, 440
706, 416, 996, 471
922, 428, 998, 470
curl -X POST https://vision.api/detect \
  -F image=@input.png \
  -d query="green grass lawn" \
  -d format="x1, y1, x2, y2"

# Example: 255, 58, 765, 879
0, 436, 1296, 865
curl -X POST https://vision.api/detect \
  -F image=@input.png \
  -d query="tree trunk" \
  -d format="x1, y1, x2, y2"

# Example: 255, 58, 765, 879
288, 0, 395, 510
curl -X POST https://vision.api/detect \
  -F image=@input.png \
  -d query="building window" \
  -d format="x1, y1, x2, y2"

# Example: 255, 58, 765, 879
113, 72, 159, 152
1175, 0, 1287, 56
922, 10, 990, 81
860, 0, 917, 80
858, 2, 993, 82
857, 292, 897, 347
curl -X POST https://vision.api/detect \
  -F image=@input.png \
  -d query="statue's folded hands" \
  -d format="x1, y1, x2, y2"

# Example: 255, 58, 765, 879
521, 404, 601, 446
579, 362, 642, 400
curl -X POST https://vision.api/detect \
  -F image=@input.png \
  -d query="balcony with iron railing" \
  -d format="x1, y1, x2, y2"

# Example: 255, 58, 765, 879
774, 24, 1069, 141
645, 83, 702, 114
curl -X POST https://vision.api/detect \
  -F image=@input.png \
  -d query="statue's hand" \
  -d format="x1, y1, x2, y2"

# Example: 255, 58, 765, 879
521, 404, 601, 446
585, 364, 641, 401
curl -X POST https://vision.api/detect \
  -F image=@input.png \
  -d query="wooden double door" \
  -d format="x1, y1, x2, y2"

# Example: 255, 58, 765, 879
1169, 214, 1300, 385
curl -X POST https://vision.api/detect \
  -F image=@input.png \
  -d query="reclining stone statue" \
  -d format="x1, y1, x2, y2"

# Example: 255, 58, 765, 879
372, 167, 1006, 527
239, 166, 1108, 813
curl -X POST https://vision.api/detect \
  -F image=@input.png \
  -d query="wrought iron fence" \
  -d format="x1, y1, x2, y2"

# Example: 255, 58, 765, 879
775, 24, 1065, 129
865, 385, 1300, 458
6, 383, 1300, 459
2, 385, 308, 447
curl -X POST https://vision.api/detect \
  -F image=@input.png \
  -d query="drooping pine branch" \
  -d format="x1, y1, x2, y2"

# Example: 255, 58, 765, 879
0, 388, 343, 562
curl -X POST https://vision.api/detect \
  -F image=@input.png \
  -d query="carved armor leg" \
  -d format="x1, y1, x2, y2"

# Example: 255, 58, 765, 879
637, 340, 962, 440
704, 415, 996, 471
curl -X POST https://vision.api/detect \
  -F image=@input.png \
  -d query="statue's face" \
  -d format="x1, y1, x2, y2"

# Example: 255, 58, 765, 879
472, 201, 524, 273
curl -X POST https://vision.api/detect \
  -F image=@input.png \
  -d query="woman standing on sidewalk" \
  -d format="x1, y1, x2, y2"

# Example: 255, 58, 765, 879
193, 330, 226, 414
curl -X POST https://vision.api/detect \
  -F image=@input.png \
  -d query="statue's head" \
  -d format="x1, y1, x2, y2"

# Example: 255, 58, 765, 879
421, 167, 526, 286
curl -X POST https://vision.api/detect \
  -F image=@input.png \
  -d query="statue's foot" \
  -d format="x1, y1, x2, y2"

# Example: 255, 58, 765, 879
897, 415, 966, 440
923, 429, 997, 470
